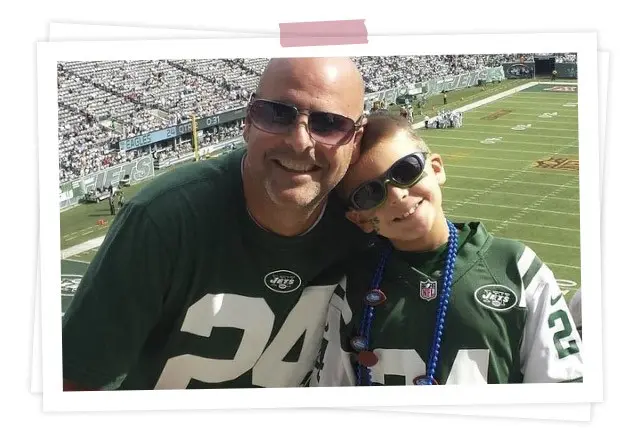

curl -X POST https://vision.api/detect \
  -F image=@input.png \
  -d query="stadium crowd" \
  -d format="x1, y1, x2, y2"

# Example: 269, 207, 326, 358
58, 53, 576, 183
150, 121, 245, 167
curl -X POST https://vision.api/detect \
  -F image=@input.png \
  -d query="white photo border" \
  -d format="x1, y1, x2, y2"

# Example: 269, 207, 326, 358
38, 32, 602, 412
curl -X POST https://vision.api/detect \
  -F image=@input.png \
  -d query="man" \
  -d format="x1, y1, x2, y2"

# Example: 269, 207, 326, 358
62, 57, 368, 390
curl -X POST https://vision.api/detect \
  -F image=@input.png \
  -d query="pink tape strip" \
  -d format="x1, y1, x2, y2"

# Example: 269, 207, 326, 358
279, 19, 368, 48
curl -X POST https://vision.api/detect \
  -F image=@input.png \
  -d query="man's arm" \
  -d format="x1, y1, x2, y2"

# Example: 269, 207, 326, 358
62, 201, 174, 391
519, 261, 584, 383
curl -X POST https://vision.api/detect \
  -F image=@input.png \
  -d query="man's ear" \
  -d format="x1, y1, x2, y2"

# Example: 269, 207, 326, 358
345, 209, 375, 234
350, 117, 367, 165
429, 153, 446, 186
242, 116, 252, 143
243, 100, 254, 143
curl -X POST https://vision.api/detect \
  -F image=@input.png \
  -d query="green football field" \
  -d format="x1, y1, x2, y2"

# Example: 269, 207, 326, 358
59, 79, 581, 315
420, 82, 580, 298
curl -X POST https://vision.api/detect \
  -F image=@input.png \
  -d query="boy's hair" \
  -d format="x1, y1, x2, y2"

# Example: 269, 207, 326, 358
360, 112, 430, 156
337, 112, 430, 204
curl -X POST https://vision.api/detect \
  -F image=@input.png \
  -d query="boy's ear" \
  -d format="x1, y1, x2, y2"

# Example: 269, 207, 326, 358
429, 153, 446, 185
346, 209, 375, 234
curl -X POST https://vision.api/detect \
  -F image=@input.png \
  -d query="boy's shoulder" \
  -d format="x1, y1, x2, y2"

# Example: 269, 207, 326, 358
460, 221, 552, 297
460, 221, 528, 262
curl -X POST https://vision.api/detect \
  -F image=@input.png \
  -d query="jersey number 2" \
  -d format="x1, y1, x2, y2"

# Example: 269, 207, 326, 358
155, 287, 333, 388
548, 310, 580, 359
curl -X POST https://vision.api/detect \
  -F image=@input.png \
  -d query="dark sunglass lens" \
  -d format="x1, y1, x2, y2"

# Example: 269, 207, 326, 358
353, 182, 385, 210
309, 112, 354, 144
251, 101, 296, 132
310, 112, 352, 133
390, 155, 424, 184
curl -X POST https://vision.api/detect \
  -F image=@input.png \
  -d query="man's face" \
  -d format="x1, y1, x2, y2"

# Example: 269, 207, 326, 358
243, 58, 365, 209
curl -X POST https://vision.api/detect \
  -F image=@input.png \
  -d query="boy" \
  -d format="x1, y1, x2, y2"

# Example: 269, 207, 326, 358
310, 113, 584, 386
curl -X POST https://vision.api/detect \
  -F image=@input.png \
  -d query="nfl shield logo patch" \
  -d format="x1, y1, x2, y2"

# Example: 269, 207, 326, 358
420, 279, 438, 301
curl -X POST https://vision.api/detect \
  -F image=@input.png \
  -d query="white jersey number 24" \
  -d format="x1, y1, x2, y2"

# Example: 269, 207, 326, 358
155, 285, 335, 388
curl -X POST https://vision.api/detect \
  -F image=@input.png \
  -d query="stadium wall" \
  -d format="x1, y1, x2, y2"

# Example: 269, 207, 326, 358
363, 66, 505, 110
59, 155, 155, 210
555, 63, 578, 78
502, 61, 577, 79
153, 136, 246, 170
419, 80, 577, 127
117, 107, 245, 152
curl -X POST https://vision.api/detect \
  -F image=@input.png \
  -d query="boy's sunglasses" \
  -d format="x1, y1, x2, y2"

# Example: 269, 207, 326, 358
247, 94, 364, 146
348, 151, 429, 211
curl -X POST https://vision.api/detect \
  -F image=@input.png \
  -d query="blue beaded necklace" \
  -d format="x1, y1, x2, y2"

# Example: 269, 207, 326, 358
351, 219, 459, 386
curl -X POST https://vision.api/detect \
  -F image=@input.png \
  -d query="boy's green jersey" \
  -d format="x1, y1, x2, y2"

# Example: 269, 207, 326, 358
310, 222, 583, 385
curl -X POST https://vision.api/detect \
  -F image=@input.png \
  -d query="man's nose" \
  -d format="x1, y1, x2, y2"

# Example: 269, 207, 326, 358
285, 114, 314, 152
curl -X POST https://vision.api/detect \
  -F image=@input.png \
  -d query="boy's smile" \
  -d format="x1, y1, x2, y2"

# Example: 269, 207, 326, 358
342, 128, 450, 252
392, 198, 425, 222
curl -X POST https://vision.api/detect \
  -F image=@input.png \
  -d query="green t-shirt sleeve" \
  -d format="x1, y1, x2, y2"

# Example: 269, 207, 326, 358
62, 201, 174, 389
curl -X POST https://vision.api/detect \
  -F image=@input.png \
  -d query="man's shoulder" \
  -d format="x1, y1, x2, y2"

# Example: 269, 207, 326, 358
131, 150, 243, 209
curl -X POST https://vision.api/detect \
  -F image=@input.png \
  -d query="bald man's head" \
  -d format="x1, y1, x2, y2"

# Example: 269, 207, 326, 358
256, 57, 365, 118
242, 57, 367, 215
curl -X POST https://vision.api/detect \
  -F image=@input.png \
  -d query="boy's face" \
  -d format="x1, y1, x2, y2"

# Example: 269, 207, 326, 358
341, 130, 446, 243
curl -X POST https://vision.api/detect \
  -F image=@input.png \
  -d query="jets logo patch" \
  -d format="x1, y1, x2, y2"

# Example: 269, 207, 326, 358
264, 270, 302, 293
474, 284, 518, 312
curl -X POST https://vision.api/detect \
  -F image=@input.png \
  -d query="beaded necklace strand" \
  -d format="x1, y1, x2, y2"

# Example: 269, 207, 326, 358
351, 219, 459, 386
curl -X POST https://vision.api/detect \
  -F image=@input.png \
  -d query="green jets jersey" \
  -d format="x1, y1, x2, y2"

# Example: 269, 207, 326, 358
62, 148, 366, 390
309, 222, 584, 386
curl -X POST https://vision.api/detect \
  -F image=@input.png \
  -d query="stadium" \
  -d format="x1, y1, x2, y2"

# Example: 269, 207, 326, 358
58, 53, 580, 316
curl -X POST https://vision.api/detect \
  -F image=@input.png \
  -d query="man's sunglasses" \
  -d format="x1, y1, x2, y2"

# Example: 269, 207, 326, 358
247, 94, 364, 146
348, 151, 429, 211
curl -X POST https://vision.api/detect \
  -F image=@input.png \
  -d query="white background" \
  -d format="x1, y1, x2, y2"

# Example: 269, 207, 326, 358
1, 0, 637, 437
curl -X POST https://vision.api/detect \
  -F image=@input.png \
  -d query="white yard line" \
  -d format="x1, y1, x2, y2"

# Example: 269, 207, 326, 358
61, 236, 105, 259
445, 186, 579, 202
